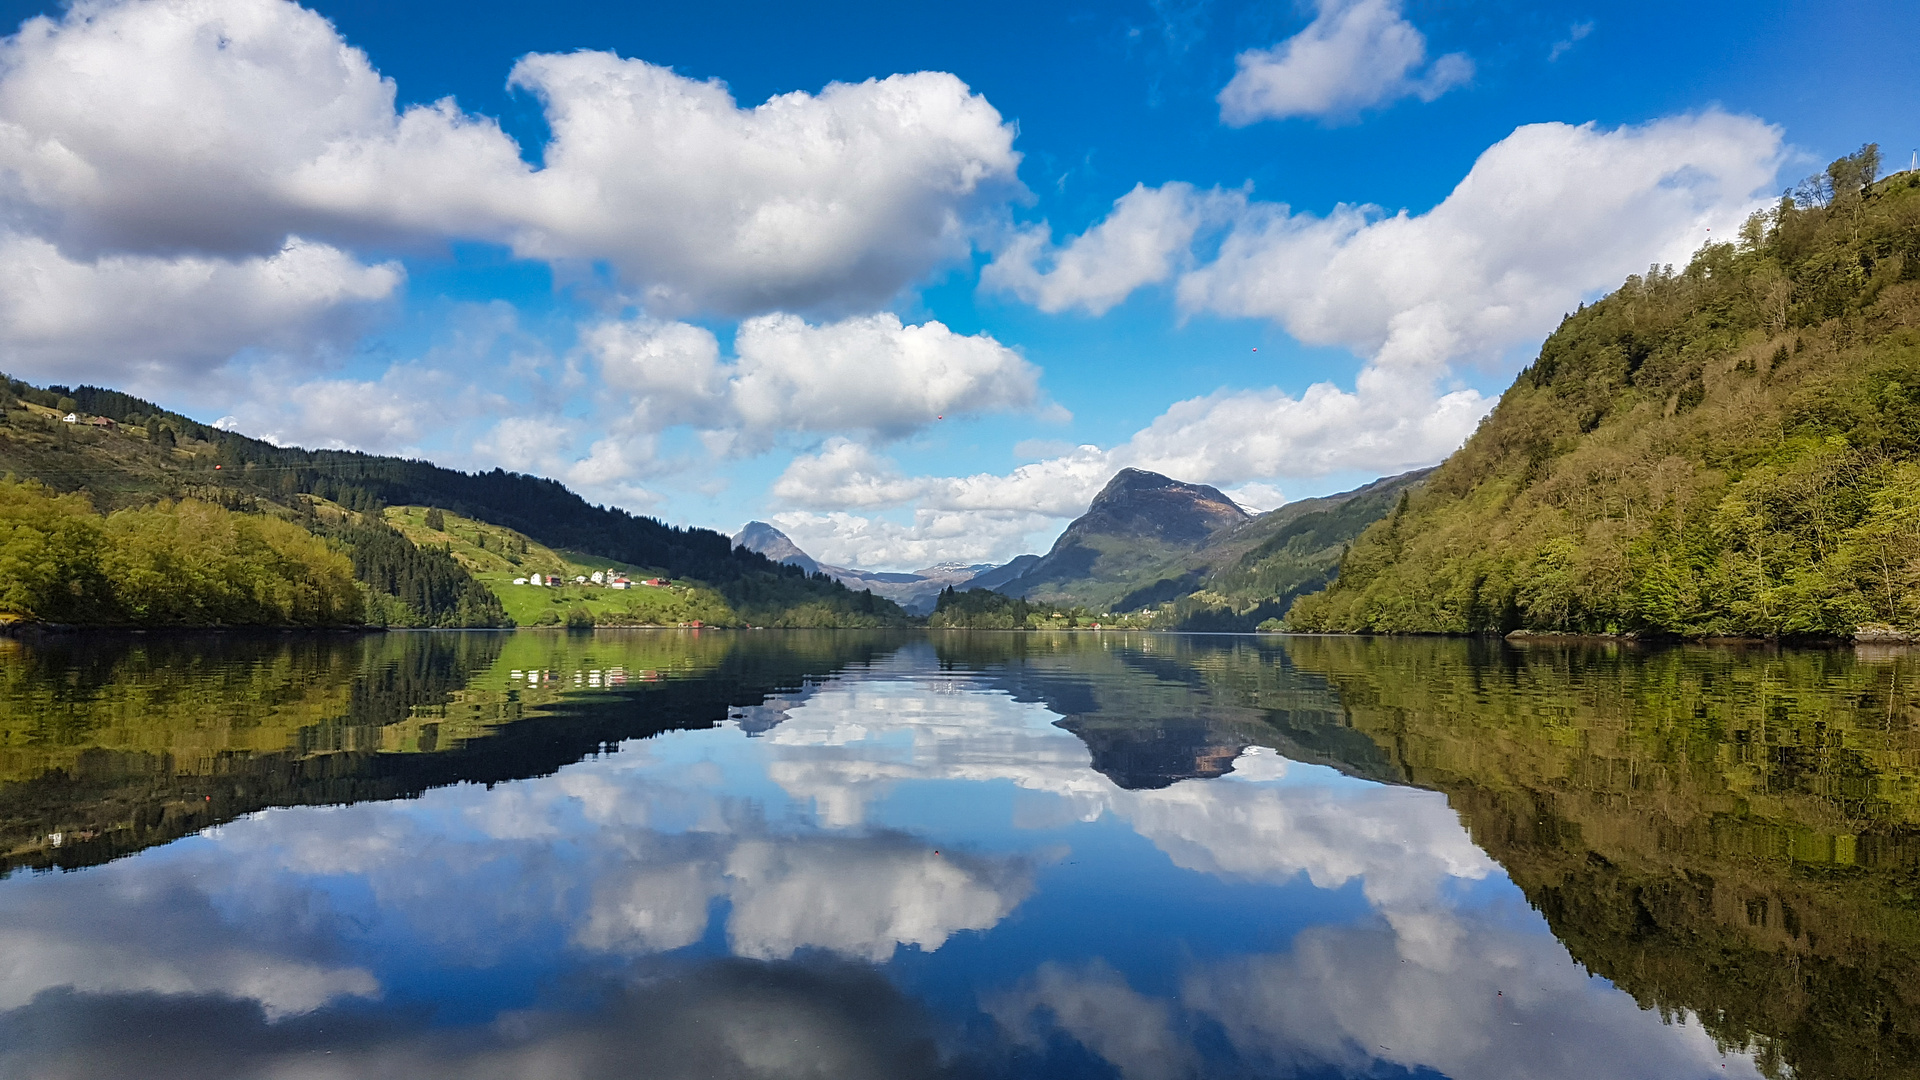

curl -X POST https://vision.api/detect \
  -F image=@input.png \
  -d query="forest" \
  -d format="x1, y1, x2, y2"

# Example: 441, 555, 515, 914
1290, 146, 1920, 638
0, 478, 362, 627
928, 586, 1144, 629
0, 375, 846, 593
328, 517, 511, 628
0, 378, 910, 628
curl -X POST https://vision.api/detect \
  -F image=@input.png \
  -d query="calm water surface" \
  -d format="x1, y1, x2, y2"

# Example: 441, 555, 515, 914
2, 630, 1917, 1079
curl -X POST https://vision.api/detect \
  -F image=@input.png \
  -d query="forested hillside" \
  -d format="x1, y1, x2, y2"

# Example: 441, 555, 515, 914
0, 378, 906, 627
0, 479, 362, 627
327, 515, 510, 628
1291, 146, 1920, 638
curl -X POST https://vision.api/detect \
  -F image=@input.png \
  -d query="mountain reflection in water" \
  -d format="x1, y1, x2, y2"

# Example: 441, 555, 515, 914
1, 630, 1912, 1078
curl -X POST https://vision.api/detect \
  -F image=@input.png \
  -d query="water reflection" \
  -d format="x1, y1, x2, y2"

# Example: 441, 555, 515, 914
5, 629, 1907, 1077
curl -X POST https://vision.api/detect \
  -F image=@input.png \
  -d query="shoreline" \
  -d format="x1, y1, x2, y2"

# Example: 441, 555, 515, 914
0, 621, 390, 638
4, 622, 1911, 649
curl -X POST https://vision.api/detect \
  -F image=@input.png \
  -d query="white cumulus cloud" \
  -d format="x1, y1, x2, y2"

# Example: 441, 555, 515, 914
1180, 110, 1784, 371
457, 307, 1046, 509
0, 0, 1024, 384
1217, 0, 1472, 125
0, 0, 1019, 306
981, 183, 1244, 315
993, 112, 1782, 375
504, 54, 1022, 316
588, 311, 1044, 446
0, 234, 400, 387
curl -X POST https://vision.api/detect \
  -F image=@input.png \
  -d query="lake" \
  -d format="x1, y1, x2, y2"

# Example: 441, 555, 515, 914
1, 629, 1916, 1079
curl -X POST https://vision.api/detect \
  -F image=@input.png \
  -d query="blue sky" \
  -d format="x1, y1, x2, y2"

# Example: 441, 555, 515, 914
0, 0, 1914, 568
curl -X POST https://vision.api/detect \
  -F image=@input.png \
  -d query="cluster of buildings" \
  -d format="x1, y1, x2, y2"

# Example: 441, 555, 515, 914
510, 570, 667, 589
508, 667, 651, 688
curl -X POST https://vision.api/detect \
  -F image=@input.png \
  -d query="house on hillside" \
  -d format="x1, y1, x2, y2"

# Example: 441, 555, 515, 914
61, 413, 76, 423
88, 416, 115, 429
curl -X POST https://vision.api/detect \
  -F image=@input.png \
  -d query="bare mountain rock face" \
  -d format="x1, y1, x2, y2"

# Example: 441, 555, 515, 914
733, 521, 821, 575
732, 521, 994, 615
1067, 469, 1251, 545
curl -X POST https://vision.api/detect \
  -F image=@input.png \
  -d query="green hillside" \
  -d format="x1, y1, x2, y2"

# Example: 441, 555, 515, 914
0, 377, 907, 628
0, 477, 364, 627
1142, 468, 1431, 630
1290, 146, 1920, 638
1005, 469, 1252, 612
385, 506, 736, 627
988, 467, 1429, 630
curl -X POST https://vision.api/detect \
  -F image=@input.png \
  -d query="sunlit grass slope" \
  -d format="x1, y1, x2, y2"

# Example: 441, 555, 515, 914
385, 506, 739, 626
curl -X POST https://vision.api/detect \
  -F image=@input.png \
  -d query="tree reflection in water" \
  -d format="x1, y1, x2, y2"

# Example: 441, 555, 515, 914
0, 629, 1910, 1078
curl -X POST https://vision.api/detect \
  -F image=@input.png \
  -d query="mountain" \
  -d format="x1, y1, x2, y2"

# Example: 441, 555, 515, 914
973, 466, 1431, 629
732, 521, 993, 614
1150, 467, 1434, 628
829, 562, 997, 615
963, 554, 1042, 593
733, 521, 820, 575
0, 378, 908, 627
1289, 147, 1920, 638
1000, 468, 1251, 610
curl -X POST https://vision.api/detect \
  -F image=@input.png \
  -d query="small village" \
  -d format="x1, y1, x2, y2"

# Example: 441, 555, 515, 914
509, 570, 666, 589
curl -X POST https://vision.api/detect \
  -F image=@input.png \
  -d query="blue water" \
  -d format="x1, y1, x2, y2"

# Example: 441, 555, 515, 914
0, 634, 1774, 1078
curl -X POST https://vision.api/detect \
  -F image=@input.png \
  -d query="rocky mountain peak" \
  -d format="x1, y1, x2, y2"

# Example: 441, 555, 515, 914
733, 521, 820, 575
1071, 468, 1250, 547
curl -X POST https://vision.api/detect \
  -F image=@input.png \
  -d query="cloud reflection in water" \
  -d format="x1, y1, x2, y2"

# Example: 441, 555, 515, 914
0, 645, 1767, 1079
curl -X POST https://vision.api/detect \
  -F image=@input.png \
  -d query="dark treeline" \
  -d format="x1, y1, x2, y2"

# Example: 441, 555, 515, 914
728, 571, 907, 627
326, 518, 510, 628
928, 587, 1121, 629
931, 587, 1043, 629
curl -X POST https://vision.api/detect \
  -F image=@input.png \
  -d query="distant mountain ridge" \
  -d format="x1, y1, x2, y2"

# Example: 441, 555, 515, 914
732, 522, 993, 614
971, 466, 1434, 629
988, 469, 1251, 607
732, 521, 820, 575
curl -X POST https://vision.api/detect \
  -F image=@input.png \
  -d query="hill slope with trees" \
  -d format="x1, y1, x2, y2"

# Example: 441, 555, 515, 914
0, 380, 906, 628
975, 467, 1431, 630
1290, 146, 1920, 638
